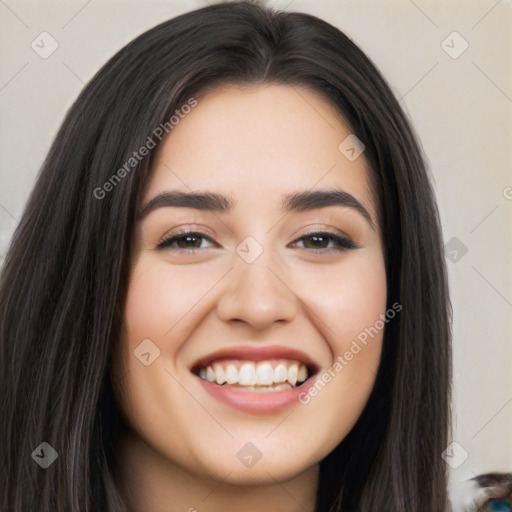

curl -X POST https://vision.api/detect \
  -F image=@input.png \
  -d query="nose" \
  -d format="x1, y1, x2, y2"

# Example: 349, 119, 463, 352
216, 248, 299, 331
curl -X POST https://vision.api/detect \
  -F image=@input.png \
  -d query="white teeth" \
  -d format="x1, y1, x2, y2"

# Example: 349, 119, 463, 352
225, 364, 238, 385
256, 362, 274, 385
287, 363, 298, 387
274, 364, 288, 383
239, 363, 257, 385
298, 364, 308, 383
243, 383, 292, 393
213, 363, 226, 385
205, 366, 215, 383
198, 360, 310, 388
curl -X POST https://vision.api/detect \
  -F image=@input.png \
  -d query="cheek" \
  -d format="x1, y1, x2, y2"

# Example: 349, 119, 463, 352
112, 261, 210, 466
290, 251, 387, 445
113, 258, 230, 428
112, 261, 192, 417
295, 251, 387, 348
121, 259, 212, 346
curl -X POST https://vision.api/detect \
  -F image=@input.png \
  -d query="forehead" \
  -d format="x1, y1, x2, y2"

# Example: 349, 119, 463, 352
143, 84, 376, 220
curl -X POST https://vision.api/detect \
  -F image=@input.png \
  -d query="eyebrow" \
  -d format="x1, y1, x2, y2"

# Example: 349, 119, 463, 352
136, 188, 375, 229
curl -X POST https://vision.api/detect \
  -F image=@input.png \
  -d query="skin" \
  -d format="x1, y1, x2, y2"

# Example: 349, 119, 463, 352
112, 84, 387, 512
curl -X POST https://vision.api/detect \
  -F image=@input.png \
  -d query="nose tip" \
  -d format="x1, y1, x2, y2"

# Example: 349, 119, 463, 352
216, 256, 298, 330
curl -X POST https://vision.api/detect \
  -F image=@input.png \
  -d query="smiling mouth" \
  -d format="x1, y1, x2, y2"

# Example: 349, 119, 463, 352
193, 359, 312, 392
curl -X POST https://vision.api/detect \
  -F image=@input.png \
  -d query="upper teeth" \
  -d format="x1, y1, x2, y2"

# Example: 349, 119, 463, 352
198, 360, 309, 387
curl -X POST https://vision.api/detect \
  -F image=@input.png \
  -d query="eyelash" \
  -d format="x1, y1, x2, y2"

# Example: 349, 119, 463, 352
156, 230, 358, 253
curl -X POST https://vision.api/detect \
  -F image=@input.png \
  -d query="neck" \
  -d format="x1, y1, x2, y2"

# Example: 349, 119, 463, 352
115, 429, 319, 512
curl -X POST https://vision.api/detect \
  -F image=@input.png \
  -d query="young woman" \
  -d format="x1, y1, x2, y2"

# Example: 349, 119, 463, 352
0, 2, 452, 511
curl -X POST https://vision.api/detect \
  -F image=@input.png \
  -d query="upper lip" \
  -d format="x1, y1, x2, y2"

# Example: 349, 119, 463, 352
190, 345, 320, 374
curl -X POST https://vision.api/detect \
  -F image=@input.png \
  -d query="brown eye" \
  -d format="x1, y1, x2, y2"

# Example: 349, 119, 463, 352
157, 231, 216, 251
175, 234, 203, 249
302, 234, 333, 249
292, 232, 358, 252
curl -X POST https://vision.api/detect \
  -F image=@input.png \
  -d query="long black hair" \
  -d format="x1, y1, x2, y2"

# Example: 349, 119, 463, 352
0, 2, 451, 511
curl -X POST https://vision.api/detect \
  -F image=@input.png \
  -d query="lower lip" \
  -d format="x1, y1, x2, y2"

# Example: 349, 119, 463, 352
195, 375, 318, 414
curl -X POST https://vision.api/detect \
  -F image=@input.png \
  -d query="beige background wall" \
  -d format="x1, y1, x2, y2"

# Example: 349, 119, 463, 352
1, 0, 511, 489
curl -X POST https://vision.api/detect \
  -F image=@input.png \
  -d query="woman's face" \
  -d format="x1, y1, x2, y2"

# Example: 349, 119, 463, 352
113, 84, 387, 485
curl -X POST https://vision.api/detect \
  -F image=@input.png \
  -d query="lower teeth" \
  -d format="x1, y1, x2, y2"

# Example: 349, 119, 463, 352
219, 383, 293, 392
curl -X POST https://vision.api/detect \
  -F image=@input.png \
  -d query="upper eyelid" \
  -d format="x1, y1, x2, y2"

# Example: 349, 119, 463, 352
157, 230, 217, 248
157, 229, 355, 249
